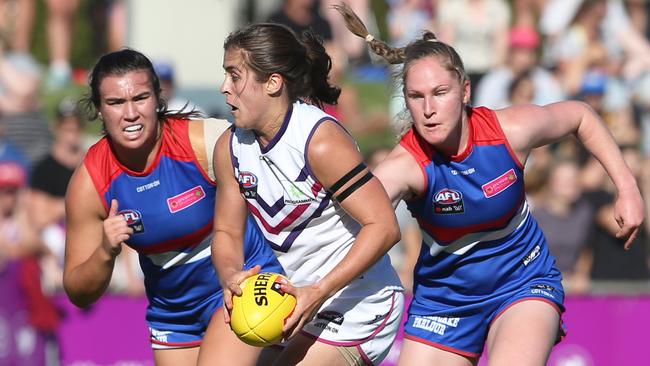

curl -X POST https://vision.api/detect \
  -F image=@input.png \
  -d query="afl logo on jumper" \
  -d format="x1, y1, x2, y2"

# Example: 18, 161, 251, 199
119, 209, 145, 234
433, 188, 464, 214
238, 171, 258, 199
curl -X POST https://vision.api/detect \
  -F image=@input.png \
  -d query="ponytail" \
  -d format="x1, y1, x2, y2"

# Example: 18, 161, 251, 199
334, 2, 468, 84
333, 3, 405, 65
302, 31, 341, 107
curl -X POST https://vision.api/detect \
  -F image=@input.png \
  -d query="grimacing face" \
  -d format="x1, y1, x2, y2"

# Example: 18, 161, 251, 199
98, 69, 160, 153
403, 56, 469, 154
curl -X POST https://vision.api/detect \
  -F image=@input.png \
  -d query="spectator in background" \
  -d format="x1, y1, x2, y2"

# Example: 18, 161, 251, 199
0, 160, 60, 365
475, 25, 565, 109
321, 0, 370, 64
387, 0, 434, 48
532, 158, 594, 294
578, 69, 638, 149
0, 46, 52, 166
550, 0, 610, 96
45, 0, 80, 89
268, 0, 333, 43
436, 0, 511, 103
0, 122, 29, 169
28, 97, 84, 294
154, 60, 205, 115
0, 0, 35, 56
584, 145, 650, 282
507, 70, 536, 106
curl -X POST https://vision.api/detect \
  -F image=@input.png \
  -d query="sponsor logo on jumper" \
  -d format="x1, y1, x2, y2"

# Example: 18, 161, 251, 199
433, 188, 464, 214
412, 315, 460, 336
450, 167, 476, 176
283, 181, 315, 205
482, 169, 517, 198
136, 179, 160, 193
316, 311, 344, 325
167, 186, 206, 213
119, 209, 145, 234
522, 245, 541, 266
238, 171, 258, 199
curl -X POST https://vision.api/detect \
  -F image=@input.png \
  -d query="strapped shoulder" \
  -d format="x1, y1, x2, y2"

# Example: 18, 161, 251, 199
188, 118, 232, 181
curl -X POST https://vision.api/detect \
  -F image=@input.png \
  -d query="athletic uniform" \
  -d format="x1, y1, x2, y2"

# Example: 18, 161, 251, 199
84, 118, 282, 349
230, 101, 404, 364
400, 107, 565, 357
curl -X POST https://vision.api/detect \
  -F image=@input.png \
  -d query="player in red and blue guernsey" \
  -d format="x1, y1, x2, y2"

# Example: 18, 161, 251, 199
63, 49, 282, 366
336, 5, 645, 366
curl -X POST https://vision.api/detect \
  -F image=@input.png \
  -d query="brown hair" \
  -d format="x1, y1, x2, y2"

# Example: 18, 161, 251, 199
224, 23, 340, 108
80, 48, 202, 128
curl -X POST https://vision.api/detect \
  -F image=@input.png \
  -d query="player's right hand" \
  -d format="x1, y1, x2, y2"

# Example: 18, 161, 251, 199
221, 264, 261, 323
102, 199, 132, 258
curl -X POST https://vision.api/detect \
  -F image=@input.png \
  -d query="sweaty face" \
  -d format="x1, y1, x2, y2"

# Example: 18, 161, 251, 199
404, 56, 469, 153
221, 48, 268, 130
98, 70, 159, 153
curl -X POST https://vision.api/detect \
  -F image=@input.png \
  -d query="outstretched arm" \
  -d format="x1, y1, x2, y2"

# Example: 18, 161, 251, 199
498, 101, 645, 249
372, 143, 427, 207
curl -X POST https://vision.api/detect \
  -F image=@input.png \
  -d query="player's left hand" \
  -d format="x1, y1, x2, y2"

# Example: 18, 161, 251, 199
279, 280, 328, 340
614, 188, 645, 250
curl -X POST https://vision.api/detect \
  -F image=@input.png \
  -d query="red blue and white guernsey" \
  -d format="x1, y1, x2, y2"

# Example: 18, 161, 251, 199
84, 118, 282, 349
230, 101, 404, 363
400, 107, 565, 356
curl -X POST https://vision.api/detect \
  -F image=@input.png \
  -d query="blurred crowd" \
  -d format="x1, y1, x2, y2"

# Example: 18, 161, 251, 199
0, 0, 649, 363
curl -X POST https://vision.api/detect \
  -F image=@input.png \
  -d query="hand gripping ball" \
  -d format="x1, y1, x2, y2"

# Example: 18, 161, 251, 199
230, 272, 297, 347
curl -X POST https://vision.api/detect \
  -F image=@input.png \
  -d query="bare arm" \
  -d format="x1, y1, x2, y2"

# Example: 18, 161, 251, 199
63, 165, 131, 307
210, 129, 258, 321
372, 143, 426, 207
498, 101, 645, 248
282, 120, 401, 337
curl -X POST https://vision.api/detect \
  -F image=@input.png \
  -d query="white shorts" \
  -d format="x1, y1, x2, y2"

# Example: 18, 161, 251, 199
301, 289, 404, 364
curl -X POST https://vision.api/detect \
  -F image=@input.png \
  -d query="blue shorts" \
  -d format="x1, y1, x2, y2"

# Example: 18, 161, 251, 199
148, 221, 284, 349
403, 279, 566, 357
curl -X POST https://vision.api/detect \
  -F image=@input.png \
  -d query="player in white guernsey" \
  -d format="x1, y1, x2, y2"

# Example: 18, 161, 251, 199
203, 23, 404, 366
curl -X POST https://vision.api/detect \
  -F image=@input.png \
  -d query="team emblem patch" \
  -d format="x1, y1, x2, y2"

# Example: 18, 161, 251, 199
433, 188, 464, 214
238, 171, 258, 199
119, 209, 145, 234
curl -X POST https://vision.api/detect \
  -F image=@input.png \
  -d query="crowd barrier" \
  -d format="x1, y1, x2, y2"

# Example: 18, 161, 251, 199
3, 293, 648, 365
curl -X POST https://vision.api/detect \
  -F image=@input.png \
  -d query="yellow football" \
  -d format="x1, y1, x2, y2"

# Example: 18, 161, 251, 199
230, 272, 296, 347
